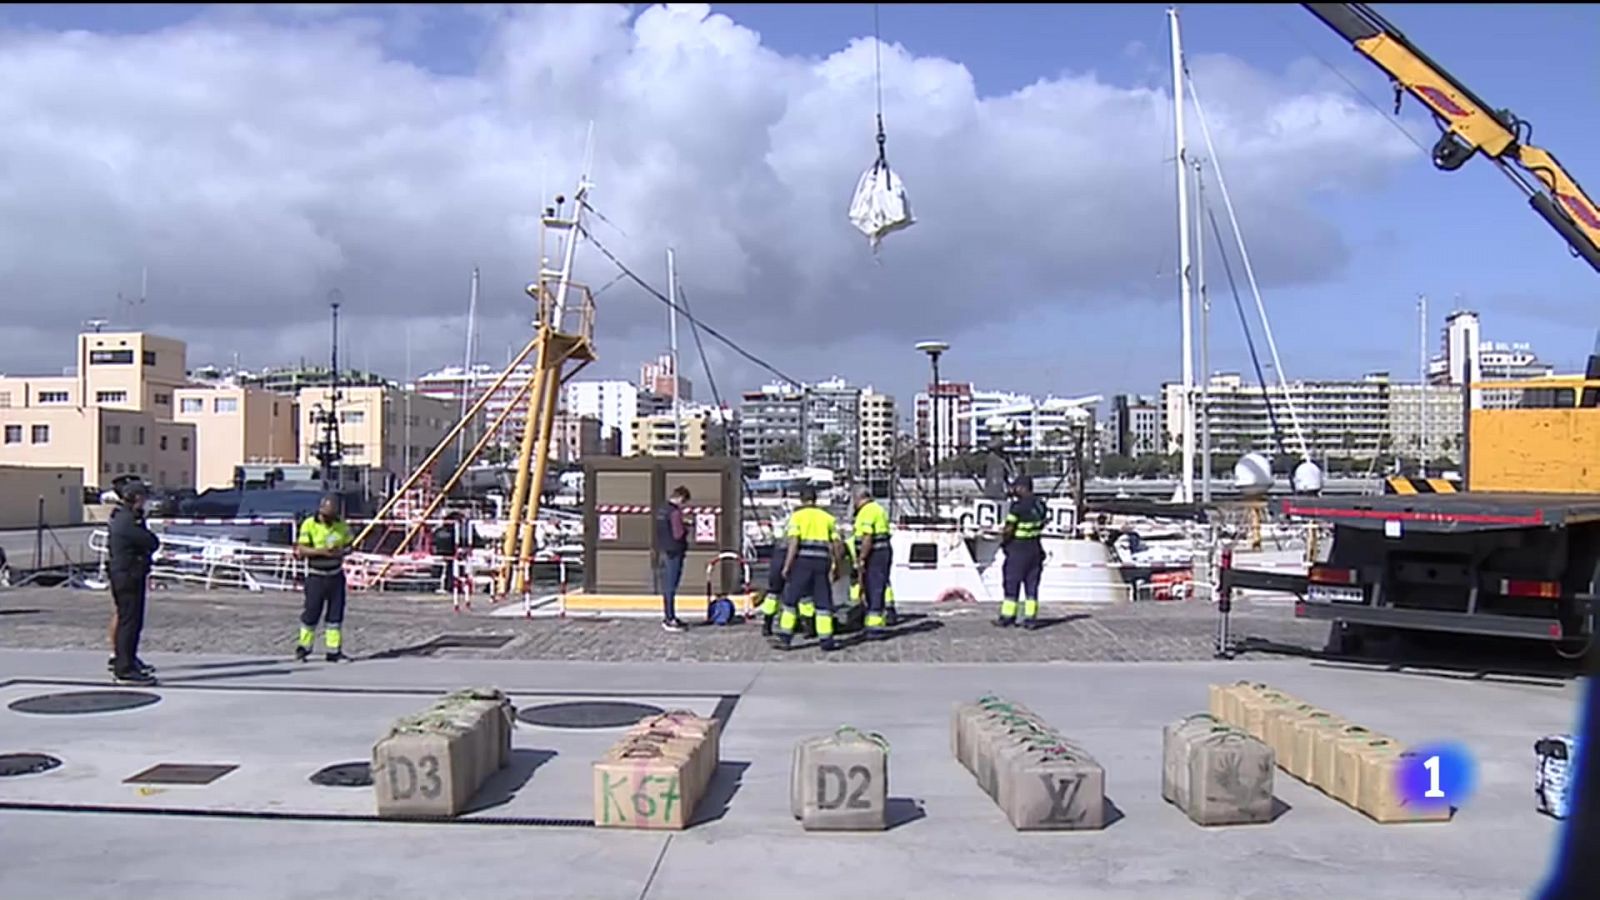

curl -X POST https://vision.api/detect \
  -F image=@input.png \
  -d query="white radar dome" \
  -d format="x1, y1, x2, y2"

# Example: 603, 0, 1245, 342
1293, 460, 1325, 494
1233, 452, 1273, 496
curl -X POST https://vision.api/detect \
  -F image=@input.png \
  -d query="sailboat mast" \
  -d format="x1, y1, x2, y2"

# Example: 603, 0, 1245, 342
458, 267, 479, 466
1169, 6, 1196, 504
667, 247, 682, 455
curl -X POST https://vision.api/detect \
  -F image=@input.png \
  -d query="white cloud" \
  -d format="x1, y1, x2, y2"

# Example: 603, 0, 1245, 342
0, 2, 1414, 396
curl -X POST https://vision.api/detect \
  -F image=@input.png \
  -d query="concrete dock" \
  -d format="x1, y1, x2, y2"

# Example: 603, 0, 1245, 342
0, 637, 1582, 899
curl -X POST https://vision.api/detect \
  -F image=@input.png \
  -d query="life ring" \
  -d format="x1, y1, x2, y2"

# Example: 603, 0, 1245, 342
935, 587, 977, 604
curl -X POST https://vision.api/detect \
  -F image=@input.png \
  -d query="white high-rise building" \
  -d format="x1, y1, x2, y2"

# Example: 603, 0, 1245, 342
1427, 309, 1554, 409
565, 380, 640, 456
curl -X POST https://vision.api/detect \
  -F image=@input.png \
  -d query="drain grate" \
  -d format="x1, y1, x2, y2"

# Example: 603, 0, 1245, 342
8, 691, 161, 716
124, 763, 239, 786
517, 701, 665, 729
0, 753, 62, 777
310, 762, 372, 787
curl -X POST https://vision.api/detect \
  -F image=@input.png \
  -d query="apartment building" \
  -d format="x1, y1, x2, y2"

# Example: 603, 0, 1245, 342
740, 384, 806, 466
639, 354, 693, 402
0, 330, 197, 492
1162, 372, 1464, 459
1386, 382, 1463, 461
859, 389, 897, 476
913, 382, 974, 466
173, 384, 299, 489
1110, 394, 1164, 458
803, 377, 862, 474
630, 409, 726, 458
296, 385, 459, 484
564, 380, 640, 455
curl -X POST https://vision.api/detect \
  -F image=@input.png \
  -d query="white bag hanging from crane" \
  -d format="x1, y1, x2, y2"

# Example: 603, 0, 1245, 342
849, 135, 914, 250
848, 7, 913, 251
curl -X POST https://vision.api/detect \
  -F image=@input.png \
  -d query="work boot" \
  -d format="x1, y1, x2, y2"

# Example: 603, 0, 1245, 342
114, 669, 157, 686
760, 614, 774, 637
819, 637, 839, 653
1021, 618, 1040, 632
993, 615, 1015, 628
109, 657, 155, 675
768, 632, 792, 651
294, 646, 310, 663
865, 627, 886, 642
885, 608, 900, 628
325, 651, 350, 663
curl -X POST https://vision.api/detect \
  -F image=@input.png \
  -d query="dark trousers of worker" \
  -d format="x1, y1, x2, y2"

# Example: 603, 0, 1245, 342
657, 552, 685, 622
779, 557, 834, 641
1001, 541, 1044, 622
110, 572, 148, 676
299, 572, 347, 651
862, 549, 893, 630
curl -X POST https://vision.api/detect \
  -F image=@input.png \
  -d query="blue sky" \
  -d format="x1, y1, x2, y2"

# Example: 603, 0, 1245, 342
2, 3, 1597, 407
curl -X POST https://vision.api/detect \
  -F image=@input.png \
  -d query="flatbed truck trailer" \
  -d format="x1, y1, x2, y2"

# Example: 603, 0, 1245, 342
1213, 5, 1600, 658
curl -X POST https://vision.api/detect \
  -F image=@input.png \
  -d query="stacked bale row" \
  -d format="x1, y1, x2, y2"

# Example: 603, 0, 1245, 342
1209, 681, 1449, 824
951, 695, 1106, 831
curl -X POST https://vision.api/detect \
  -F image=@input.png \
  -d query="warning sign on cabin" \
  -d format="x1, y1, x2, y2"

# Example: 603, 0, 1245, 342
598, 514, 619, 541
694, 513, 717, 543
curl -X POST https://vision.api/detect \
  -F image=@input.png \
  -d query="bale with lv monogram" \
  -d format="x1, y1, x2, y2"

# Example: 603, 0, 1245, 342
952, 694, 1108, 831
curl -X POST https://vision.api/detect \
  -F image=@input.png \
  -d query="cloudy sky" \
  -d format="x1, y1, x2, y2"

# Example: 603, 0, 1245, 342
1, 3, 1595, 414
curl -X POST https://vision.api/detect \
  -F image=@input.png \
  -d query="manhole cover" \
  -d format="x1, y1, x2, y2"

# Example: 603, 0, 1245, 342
517, 701, 665, 729
310, 762, 372, 787
8, 691, 161, 715
0, 753, 62, 777
124, 763, 238, 786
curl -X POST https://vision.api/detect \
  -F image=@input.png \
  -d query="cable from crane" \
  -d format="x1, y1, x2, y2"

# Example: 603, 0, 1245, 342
577, 214, 804, 390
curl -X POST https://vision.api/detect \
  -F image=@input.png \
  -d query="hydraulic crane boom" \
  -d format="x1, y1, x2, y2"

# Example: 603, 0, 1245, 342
1304, 3, 1600, 273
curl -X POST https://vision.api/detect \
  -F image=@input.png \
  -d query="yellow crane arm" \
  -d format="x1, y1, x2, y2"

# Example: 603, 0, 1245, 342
1304, 3, 1600, 273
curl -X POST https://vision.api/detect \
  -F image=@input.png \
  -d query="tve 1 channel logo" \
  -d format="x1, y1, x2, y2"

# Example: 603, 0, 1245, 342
1394, 741, 1477, 811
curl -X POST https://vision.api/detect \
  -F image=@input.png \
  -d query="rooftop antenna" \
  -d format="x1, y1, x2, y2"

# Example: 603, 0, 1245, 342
85, 319, 109, 334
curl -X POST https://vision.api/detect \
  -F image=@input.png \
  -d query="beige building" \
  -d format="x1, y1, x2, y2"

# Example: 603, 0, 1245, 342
174, 384, 299, 490
859, 388, 897, 475
0, 465, 83, 529
630, 411, 725, 458
296, 385, 460, 484
0, 330, 197, 492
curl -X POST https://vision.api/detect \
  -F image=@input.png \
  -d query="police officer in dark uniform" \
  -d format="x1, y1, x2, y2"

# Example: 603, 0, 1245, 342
995, 474, 1048, 630
106, 476, 160, 684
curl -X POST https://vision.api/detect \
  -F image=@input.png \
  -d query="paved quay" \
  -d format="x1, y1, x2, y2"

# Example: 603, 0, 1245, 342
0, 585, 1330, 663
0, 582, 1589, 900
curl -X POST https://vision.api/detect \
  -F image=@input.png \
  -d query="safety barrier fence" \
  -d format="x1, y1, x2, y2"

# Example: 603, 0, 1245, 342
88, 528, 583, 597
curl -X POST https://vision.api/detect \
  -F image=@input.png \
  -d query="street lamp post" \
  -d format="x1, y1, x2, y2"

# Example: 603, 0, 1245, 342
915, 341, 950, 521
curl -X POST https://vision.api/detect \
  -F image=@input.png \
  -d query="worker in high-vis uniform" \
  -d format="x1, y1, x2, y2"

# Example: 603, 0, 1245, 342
851, 485, 893, 639
995, 475, 1048, 630
770, 484, 843, 652
294, 494, 355, 662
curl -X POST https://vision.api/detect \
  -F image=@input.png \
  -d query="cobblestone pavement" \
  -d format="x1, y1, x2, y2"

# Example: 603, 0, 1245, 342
0, 584, 1331, 663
